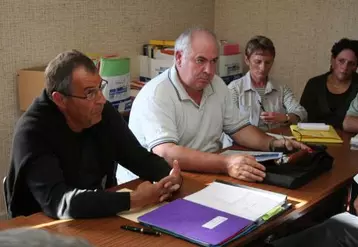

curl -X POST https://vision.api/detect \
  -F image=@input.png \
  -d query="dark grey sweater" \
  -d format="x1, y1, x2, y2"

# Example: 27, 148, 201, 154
6, 90, 171, 219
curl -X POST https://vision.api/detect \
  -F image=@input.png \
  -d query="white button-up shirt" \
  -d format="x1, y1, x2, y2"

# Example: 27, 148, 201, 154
228, 72, 307, 130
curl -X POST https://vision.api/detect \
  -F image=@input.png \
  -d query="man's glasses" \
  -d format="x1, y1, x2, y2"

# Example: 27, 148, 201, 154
60, 79, 108, 101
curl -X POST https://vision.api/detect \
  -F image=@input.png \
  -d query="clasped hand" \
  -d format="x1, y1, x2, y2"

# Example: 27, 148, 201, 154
130, 160, 182, 208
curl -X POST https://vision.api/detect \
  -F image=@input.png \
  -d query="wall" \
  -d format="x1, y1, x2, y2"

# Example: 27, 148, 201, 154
0, 0, 214, 216
214, 0, 358, 96
2, 0, 358, 219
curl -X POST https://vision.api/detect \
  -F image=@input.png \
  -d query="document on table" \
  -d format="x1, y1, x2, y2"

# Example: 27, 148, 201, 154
184, 182, 287, 221
221, 150, 283, 162
116, 188, 166, 223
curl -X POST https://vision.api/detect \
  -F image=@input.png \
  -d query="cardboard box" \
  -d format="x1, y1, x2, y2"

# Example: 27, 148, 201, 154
139, 54, 243, 85
217, 54, 243, 76
17, 66, 46, 111
139, 55, 173, 82
217, 54, 244, 85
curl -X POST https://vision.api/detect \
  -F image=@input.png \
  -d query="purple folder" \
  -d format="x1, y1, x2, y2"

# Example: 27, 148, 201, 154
138, 199, 253, 246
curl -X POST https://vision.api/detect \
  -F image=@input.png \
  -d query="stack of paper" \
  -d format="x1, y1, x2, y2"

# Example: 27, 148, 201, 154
139, 181, 288, 246
297, 123, 330, 131
350, 134, 358, 150
290, 125, 343, 144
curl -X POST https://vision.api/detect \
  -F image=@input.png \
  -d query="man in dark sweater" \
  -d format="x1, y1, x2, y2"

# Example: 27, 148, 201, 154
6, 50, 182, 219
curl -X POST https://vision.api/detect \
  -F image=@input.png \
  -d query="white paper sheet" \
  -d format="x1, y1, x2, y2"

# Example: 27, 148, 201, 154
184, 182, 286, 221
116, 188, 166, 223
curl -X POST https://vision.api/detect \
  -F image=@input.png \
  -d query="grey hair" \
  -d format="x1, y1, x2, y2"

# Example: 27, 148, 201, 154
174, 27, 218, 58
45, 49, 97, 99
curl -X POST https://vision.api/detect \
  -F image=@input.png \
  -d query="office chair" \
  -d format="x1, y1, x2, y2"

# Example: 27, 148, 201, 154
3, 176, 9, 218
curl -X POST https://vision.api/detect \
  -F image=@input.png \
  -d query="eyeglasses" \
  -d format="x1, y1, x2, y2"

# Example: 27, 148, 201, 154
59, 79, 108, 101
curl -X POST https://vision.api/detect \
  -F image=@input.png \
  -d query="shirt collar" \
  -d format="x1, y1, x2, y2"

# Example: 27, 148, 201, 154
168, 66, 214, 101
242, 71, 277, 93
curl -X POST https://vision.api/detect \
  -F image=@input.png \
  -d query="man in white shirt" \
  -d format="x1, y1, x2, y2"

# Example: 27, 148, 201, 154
129, 27, 307, 182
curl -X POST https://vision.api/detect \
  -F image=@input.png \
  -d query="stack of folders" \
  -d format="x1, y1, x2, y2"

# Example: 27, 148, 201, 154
138, 181, 290, 246
290, 124, 343, 144
350, 134, 358, 150
221, 150, 283, 162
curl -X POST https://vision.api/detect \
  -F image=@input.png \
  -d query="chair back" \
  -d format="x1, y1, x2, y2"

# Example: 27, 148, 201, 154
3, 176, 9, 218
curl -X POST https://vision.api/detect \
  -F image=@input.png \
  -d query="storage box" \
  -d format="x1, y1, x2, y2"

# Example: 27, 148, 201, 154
139, 55, 173, 82
17, 66, 46, 111
139, 54, 243, 85
217, 54, 244, 84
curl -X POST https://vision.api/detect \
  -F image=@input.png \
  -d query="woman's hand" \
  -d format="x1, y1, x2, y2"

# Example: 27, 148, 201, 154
260, 112, 287, 124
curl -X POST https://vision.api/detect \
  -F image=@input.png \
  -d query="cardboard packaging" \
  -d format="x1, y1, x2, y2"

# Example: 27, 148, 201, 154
217, 54, 244, 85
139, 53, 243, 85
139, 55, 173, 82
17, 66, 46, 111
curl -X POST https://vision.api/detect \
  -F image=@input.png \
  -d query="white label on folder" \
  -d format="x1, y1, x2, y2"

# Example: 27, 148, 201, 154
202, 216, 228, 229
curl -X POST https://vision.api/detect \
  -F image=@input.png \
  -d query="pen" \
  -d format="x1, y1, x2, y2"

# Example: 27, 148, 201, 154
258, 100, 266, 112
120, 225, 162, 236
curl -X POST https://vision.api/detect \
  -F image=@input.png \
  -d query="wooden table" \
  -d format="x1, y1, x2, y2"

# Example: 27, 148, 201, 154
1, 129, 358, 246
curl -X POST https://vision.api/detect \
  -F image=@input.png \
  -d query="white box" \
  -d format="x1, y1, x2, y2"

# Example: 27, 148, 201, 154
139, 55, 173, 82
139, 55, 150, 79
217, 54, 244, 84
217, 54, 243, 77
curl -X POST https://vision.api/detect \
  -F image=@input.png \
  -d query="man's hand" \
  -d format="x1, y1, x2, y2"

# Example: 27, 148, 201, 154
271, 138, 310, 152
130, 160, 182, 209
130, 181, 168, 209
225, 155, 266, 182
159, 160, 182, 199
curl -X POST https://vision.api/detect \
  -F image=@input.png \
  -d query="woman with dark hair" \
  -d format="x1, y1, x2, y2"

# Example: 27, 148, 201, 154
300, 38, 358, 128
228, 35, 307, 130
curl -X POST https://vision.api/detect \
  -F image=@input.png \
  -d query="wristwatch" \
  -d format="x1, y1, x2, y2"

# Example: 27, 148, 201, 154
284, 114, 290, 124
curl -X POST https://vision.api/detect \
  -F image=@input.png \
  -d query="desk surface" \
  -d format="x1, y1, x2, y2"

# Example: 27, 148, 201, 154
1, 129, 358, 246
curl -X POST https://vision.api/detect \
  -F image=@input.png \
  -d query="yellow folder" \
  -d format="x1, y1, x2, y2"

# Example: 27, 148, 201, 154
290, 125, 343, 144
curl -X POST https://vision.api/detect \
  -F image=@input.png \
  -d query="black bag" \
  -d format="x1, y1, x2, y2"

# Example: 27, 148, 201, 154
262, 145, 334, 189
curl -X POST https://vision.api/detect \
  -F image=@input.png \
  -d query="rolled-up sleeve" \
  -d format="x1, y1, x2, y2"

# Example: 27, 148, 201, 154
283, 85, 307, 121
346, 93, 358, 116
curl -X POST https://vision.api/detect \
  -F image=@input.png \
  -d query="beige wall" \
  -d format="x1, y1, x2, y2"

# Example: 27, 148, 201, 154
0, 0, 214, 215
215, 0, 358, 96
1, 0, 358, 217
